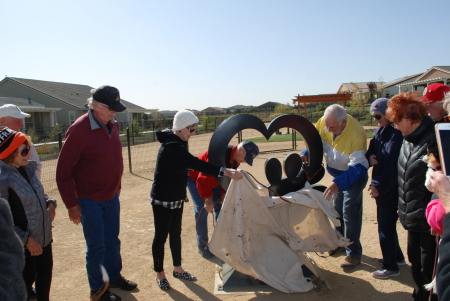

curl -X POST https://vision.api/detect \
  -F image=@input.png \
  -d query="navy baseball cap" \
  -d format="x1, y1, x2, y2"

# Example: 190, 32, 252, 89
90, 85, 127, 112
242, 141, 259, 166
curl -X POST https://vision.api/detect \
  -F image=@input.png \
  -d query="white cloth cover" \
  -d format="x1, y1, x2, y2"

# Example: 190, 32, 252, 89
209, 171, 351, 293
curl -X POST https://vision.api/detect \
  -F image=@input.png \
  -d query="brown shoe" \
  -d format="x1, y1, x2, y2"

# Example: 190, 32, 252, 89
328, 246, 346, 256
340, 256, 361, 269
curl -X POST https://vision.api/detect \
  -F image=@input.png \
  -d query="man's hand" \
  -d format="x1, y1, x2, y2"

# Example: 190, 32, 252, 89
431, 171, 450, 213
26, 237, 43, 256
369, 155, 378, 166
204, 198, 214, 213
368, 185, 379, 198
68, 205, 82, 225
47, 203, 56, 222
225, 169, 243, 181
323, 182, 339, 201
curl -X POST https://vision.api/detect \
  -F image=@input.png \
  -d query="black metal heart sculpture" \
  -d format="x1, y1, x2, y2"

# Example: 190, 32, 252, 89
208, 114, 324, 194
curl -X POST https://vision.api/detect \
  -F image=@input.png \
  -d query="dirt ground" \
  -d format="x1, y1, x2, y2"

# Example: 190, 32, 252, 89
46, 129, 416, 301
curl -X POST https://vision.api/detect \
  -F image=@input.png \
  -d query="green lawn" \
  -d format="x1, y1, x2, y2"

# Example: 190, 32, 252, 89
247, 131, 373, 143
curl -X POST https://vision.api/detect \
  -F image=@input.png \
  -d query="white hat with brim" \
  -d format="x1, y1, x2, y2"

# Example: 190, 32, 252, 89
0, 104, 30, 119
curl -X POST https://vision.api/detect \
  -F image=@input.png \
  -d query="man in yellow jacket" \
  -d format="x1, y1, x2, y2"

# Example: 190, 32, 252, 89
315, 104, 368, 269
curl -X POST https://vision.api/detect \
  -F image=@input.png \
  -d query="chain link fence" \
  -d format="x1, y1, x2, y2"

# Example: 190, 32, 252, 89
35, 113, 373, 192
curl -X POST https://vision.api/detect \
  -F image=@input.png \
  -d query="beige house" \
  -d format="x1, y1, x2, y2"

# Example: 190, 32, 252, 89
398, 66, 450, 93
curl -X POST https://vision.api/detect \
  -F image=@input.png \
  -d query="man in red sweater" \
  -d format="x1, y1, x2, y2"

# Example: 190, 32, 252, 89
56, 86, 136, 301
187, 140, 259, 258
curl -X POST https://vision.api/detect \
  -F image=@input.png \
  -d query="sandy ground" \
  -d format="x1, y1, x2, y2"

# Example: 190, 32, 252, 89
45, 128, 416, 301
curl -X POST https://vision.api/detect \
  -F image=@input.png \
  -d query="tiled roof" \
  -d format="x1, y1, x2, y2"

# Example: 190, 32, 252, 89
379, 73, 423, 88
0, 97, 45, 108
226, 105, 254, 110
2, 77, 148, 111
339, 82, 384, 92
201, 107, 224, 112
0, 97, 61, 111
257, 102, 282, 108
433, 66, 450, 73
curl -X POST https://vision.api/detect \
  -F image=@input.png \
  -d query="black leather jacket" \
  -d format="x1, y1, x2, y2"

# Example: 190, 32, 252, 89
397, 116, 435, 232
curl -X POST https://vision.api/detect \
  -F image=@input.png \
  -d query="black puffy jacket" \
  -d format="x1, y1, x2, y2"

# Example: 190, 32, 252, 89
397, 116, 435, 232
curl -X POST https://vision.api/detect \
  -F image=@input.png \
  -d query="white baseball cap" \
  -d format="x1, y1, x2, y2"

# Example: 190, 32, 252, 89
0, 104, 30, 119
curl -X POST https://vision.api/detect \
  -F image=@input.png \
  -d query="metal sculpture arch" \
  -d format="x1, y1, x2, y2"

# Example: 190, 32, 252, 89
208, 114, 324, 194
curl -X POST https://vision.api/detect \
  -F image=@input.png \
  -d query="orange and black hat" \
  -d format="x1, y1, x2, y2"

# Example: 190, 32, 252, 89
0, 127, 27, 160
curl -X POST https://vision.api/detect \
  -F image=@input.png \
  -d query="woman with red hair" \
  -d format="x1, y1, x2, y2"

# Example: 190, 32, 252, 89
386, 92, 437, 301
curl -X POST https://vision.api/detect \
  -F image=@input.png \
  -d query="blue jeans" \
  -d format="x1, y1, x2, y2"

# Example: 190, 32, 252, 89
78, 193, 122, 291
377, 205, 404, 271
187, 178, 222, 246
334, 174, 368, 258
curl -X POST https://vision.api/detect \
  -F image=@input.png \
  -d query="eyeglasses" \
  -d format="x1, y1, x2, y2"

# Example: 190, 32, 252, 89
99, 103, 113, 111
372, 114, 383, 120
186, 127, 197, 133
18, 148, 30, 157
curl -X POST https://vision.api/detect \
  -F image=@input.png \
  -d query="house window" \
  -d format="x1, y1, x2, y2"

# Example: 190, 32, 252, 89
69, 111, 76, 125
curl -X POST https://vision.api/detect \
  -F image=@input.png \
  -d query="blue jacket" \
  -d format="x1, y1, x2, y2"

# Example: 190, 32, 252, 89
365, 124, 403, 208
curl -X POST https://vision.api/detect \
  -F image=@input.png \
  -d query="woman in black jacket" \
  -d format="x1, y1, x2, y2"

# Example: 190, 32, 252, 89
386, 92, 437, 301
150, 110, 242, 290
366, 98, 405, 279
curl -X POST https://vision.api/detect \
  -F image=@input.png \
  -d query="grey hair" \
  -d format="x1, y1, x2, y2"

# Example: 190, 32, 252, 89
324, 104, 348, 124
87, 88, 97, 109
443, 91, 450, 114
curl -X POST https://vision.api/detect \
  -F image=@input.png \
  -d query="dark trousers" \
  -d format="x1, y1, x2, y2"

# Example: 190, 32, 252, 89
152, 204, 183, 272
407, 230, 438, 301
23, 243, 53, 301
377, 205, 404, 271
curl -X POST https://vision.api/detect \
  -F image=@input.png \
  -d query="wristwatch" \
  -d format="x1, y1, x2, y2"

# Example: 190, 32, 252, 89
218, 167, 226, 177
204, 197, 213, 203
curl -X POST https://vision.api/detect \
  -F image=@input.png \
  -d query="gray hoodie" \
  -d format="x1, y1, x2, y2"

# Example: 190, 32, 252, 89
0, 160, 53, 247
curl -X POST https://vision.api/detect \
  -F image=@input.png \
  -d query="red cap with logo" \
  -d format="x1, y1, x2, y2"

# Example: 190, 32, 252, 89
422, 83, 450, 105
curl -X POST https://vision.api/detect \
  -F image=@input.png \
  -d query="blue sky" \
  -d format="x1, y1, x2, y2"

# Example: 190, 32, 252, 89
2, 0, 449, 111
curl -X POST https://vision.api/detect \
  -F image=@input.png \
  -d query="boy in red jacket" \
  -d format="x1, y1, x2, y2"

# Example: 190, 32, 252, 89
187, 141, 259, 258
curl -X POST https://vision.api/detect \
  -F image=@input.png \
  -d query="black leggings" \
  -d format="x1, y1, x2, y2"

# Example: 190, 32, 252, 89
152, 204, 183, 272
23, 243, 53, 301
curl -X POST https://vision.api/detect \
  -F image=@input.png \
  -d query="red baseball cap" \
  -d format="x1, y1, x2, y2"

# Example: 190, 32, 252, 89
422, 83, 450, 105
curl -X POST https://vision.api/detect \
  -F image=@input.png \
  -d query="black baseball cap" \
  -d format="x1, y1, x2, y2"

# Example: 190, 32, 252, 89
91, 85, 127, 112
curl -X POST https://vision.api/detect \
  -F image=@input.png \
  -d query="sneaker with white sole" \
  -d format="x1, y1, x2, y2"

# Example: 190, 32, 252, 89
377, 258, 406, 266
371, 269, 400, 279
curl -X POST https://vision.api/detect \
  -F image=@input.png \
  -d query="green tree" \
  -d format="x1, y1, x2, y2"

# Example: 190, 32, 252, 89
26, 127, 39, 143
350, 82, 370, 112
316, 103, 326, 112
49, 124, 62, 142
130, 120, 142, 136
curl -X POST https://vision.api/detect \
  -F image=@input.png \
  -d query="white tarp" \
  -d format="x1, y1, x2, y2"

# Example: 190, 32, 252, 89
209, 171, 351, 293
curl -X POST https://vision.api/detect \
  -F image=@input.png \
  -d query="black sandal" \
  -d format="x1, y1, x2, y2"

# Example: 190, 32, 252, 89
173, 270, 197, 281
156, 278, 171, 290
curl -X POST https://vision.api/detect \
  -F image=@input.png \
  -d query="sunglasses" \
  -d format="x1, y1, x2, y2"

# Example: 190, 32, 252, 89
430, 165, 442, 172
372, 114, 383, 120
18, 148, 30, 157
99, 103, 113, 111
186, 127, 197, 133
